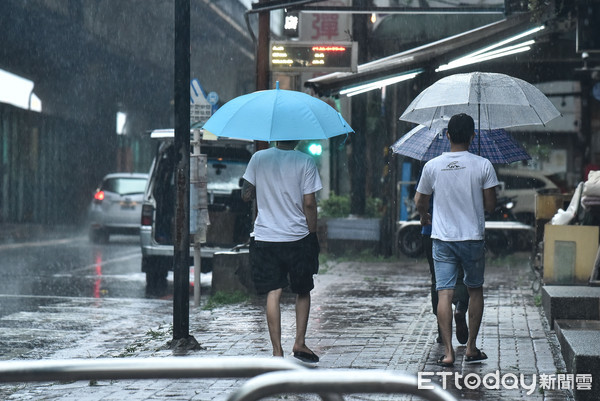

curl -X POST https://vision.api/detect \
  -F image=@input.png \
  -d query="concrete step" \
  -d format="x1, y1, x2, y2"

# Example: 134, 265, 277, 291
541, 285, 600, 327
554, 320, 600, 401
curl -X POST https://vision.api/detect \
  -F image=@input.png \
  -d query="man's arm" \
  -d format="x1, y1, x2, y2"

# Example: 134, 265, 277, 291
414, 191, 432, 226
241, 179, 256, 202
303, 192, 318, 233
483, 187, 497, 214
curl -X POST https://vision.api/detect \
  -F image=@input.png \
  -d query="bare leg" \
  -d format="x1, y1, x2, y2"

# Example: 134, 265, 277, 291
266, 288, 284, 357
437, 289, 455, 364
293, 292, 314, 354
466, 286, 484, 356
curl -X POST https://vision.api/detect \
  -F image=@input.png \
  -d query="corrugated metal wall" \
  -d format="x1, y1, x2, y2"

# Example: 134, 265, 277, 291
0, 104, 154, 226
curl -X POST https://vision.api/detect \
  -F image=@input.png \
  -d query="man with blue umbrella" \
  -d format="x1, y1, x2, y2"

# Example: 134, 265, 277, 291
204, 81, 353, 363
414, 113, 498, 367
241, 140, 322, 363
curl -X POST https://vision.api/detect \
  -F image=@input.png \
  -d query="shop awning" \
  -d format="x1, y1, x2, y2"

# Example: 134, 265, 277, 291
305, 12, 543, 97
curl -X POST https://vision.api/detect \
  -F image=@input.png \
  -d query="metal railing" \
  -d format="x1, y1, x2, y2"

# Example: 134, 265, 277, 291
0, 357, 307, 382
228, 370, 456, 401
0, 357, 456, 401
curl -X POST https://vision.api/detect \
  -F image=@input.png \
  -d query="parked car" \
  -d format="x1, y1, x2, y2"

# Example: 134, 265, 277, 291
140, 129, 253, 288
88, 172, 149, 243
496, 168, 561, 225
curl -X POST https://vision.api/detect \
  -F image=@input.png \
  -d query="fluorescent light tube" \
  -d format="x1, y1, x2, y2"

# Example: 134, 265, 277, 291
340, 71, 422, 96
461, 25, 544, 60
437, 40, 534, 71
436, 44, 532, 72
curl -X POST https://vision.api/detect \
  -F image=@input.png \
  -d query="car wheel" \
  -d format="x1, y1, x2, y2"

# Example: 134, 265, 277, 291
142, 256, 168, 289
398, 226, 424, 257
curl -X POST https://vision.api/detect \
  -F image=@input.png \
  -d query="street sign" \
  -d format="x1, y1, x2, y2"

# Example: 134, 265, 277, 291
190, 79, 213, 125
270, 41, 357, 72
283, 10, 300, 38
207, 91, 219, 106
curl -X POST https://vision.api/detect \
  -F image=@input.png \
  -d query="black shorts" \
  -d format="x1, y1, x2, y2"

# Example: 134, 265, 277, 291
249, 234, 319, 295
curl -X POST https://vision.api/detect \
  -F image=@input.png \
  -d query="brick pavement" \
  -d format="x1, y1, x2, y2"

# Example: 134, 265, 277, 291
0, 253, 575, 400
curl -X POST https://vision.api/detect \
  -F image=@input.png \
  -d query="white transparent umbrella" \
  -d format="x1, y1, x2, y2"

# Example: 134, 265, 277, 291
400, 72, 561, 131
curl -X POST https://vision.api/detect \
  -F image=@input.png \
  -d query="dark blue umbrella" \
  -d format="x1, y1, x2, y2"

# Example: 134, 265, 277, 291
391, 121, 531, 164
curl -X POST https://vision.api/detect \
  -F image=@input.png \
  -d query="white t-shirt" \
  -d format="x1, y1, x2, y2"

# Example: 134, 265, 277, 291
416, 151, 498, 241
243, 147, 323, 242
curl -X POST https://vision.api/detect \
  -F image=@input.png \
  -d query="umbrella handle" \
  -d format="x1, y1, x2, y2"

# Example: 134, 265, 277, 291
478, 103, 481, 155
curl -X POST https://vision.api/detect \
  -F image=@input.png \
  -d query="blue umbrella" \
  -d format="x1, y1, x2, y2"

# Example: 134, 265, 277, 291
203, 82, 353, 141
391, 122, 531, 164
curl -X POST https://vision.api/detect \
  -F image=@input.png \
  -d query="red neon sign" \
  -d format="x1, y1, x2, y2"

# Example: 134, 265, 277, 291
312, 46, 346, 52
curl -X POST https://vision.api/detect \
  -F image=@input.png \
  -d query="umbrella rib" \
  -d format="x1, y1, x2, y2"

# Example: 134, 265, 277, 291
427, 106, 441, 128
529, 104, 546, 126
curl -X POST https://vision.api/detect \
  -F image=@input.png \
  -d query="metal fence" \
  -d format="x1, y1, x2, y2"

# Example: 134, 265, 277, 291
0, 357, 456, 401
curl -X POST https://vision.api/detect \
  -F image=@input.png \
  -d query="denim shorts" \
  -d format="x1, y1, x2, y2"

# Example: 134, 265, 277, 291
432, 239, 485, 290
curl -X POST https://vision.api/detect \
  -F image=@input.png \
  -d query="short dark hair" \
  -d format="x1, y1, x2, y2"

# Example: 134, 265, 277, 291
447, 113, 474, 145
276, 140, 300, 148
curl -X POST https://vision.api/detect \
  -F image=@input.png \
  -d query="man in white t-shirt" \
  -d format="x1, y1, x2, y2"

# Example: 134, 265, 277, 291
415, 113, 498, 367
241, 140, 322, 363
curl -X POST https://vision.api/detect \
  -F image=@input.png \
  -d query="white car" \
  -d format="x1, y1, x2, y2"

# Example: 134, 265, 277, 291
496, 168, 560, 224
87, 173, 149, 243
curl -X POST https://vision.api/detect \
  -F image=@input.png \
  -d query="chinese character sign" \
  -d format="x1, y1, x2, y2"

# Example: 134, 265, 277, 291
301, 0, 351, 42
284, 10, 300, 38
312, 14, 339, 40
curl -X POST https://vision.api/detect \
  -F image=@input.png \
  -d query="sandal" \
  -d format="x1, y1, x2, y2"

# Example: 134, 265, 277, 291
465, 349, 488, 364
437, 355, 454, 367
293, 350, 319, 363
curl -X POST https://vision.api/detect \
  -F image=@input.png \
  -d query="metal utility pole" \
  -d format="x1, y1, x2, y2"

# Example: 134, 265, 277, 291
256, 0, 270, 92
173, 0, 198, 347
349, 0, 368, 216
255, 0, 271, 152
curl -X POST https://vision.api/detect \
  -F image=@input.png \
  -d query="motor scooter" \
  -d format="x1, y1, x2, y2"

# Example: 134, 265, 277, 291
484, 196, 534, 256
396, 196, 534, 257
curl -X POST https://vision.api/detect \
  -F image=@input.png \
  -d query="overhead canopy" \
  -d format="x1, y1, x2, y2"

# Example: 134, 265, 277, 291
304, 12, 543, 97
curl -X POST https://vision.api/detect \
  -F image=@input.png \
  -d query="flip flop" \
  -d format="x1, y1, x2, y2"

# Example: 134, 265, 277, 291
437, 355, 454, 368
465, 349, 488, 364
293, 350, 319, 363
454, 310, 468, 345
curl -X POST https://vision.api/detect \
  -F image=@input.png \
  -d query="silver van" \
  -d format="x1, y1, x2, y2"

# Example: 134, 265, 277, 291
140, 129, 253, 287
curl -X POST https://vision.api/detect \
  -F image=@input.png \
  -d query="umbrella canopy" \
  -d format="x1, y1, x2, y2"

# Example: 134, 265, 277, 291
391, 121, 531, 164
400, 72, 561, 130
203, 82, 353, 141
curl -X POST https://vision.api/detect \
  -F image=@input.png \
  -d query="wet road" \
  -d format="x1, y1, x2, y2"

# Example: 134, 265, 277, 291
0, 233, 163, 318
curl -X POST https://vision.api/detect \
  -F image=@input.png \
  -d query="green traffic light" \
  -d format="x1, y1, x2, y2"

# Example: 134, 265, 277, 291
308, 143, 322, 156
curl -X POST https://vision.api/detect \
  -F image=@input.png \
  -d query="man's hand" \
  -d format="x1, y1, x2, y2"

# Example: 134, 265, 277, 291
308, 232, 320, 253
414, 191, 432, 226
420, 212, 432, 226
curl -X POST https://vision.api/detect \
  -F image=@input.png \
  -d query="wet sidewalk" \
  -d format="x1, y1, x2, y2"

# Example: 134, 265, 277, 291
0, 243, 575, 400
